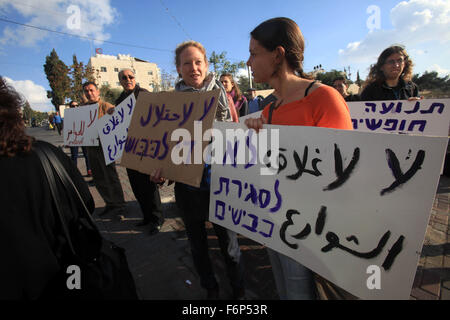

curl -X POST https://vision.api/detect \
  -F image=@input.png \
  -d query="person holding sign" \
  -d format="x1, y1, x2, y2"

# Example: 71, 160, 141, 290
151, 41, 246, 300
68, 100, 92, 177
115, 69, 164, 234
360, 46, 422, 101
245, 17, 353, 300
82, 82, 127, 217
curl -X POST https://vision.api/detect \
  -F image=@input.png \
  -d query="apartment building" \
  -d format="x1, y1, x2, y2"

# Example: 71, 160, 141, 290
88, 53, 161, 92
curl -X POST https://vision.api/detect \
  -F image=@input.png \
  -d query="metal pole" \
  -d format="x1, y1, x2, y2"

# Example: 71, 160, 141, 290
248, 65, 252, 88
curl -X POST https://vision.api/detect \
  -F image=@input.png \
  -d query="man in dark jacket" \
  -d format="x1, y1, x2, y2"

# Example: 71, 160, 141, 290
115, 68, 163, 235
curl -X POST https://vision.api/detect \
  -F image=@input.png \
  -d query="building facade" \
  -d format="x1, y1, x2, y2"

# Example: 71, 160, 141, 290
88, 53, 161, 92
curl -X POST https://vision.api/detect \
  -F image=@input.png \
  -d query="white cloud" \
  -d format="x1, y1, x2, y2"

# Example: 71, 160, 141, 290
0, 0, 118, 47
426, 64, 450, 77
4, 76, 54, 112
339, 0, 450, 74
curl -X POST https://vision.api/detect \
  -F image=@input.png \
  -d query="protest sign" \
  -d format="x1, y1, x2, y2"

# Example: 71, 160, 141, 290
120, 90, 220, 187
347, 98, 450, 136
97, 94, 136, 165
209, 122, 448, 299
63, 104, 99, 146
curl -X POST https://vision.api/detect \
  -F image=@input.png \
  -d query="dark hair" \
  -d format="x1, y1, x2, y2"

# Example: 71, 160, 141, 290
82, 81, 98, 90
220, 73, 243, 101
0, 77, 34, 157
365, 45, 414, 85
333, 76, 347, 83
69, 100, 78, 108
250, 17, 312, 79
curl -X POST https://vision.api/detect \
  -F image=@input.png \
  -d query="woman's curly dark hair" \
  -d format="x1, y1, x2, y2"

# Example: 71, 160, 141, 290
0, 76, 34, 157
365, 45, 414, 86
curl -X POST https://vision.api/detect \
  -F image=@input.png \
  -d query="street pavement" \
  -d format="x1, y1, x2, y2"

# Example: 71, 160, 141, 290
27, 126, 450, 300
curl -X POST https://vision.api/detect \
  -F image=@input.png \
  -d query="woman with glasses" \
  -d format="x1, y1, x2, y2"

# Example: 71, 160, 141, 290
360, 46, 421, 101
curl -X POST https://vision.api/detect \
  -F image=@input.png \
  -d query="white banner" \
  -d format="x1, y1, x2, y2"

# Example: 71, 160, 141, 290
347, 98, 449, 136
63, 104, 99, 146
209, 122, 448, 299
97, 94, 136, 165
241, 99, 450, 137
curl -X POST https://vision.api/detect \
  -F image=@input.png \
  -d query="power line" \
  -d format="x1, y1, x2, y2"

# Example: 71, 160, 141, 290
0, 17, 172, 52
159, 0, 191, 39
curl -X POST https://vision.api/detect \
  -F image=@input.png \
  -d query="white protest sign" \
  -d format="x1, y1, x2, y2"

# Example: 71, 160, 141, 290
347, 98, 450, 136
97, 94, 136, 165
63, 104, 99, 146
209, 122, 448, 300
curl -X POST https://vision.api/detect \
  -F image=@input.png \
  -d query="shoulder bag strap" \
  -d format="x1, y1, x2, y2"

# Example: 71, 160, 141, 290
38, 143, 99, 231
34, 144, 76, 255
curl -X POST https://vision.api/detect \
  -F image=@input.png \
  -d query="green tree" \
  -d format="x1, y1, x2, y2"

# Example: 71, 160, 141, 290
236, 75, 271, 93
44, 49, 71, 111
70, 54, 95, 102
356, 70, 362, 86
314, 69, 347, 86
209, 51, 245, 77
100, 84, 122, 104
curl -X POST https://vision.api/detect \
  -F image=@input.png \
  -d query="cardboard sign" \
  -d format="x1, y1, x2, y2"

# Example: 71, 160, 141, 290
209, 122, 448, 299
97, 94, 136, 165
347, 99, 450, 136
120, 90, 220, 187
63, 104, 99, 146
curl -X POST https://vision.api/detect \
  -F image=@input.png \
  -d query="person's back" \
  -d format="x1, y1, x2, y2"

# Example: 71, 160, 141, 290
0, 77, 94, 299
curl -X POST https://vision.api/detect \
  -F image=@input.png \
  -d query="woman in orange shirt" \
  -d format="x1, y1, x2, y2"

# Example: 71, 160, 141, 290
245, 17, 353, 300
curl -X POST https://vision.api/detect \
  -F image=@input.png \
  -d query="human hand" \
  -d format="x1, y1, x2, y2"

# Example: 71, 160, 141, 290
244, 115, 267, 133
150, 168, 166, 184
107, 107, 115, 115
408, 96, 424, 101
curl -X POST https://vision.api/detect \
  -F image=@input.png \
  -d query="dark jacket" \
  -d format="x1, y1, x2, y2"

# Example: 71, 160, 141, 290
360, 79, 419, 101
115, 84, 148, 106
0, 140, 94, 299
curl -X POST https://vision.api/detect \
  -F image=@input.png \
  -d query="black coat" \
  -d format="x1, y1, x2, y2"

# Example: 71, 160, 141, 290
115, 85, 149, 106
0, 140, 94, 299
360, 79, 419, 101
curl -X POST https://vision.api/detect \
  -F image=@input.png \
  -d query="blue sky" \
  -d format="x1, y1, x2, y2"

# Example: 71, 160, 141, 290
0, 0, 449, 112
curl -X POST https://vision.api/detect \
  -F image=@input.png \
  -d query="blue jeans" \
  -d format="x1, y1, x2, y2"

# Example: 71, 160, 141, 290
267, 248, 316, 300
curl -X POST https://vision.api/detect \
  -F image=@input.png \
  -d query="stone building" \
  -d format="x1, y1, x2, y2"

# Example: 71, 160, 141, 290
88, 53, 161, 92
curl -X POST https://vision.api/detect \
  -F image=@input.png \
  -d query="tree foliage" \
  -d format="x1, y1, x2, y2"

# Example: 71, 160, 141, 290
236, 75, 271, 94
44, 49, 71, 111
44, 49, 96, 110
209, 51, 246, 77
69, 54, 95, 103
314, 69, 348, 86
100, 84, 122, 104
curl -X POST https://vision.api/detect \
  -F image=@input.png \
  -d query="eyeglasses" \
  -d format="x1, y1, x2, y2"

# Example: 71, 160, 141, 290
385, 58, 405, 66
121, 75, 135, 80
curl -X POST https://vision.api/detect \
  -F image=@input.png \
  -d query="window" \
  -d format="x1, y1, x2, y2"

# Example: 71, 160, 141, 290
114, 68, 119, 72
116, 82, 121, 86
102, 81, 109, 86
148, 71, 153, 75
100, 67, 107, 72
